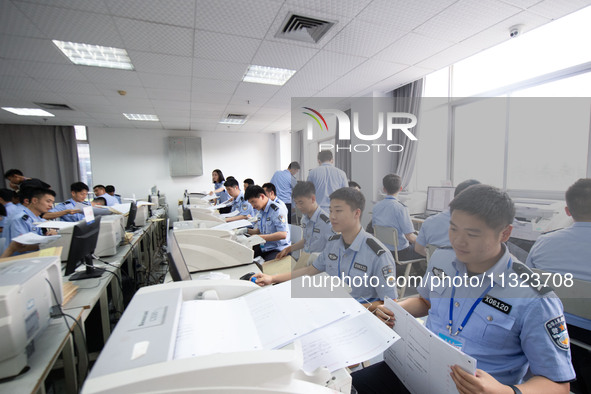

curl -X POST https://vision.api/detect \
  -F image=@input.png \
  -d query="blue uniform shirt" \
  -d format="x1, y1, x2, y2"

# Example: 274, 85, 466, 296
307, 163, 348, 212
273, 197, 287, 211
258, 199, 290, 252
313, 229, 398, 302
230, 192, 254, 218
5, 206, 45, 244
372, 196, 415, 251
50, 198, 88, 222
526, 222, 591, 330
5, 202, 21, 218
96, 193, 119, 206
214, 182, 230, 203
417, 247, 575, 385
416, 209, 452, 248
270, 169, 296, 204
301, 206, 334, 253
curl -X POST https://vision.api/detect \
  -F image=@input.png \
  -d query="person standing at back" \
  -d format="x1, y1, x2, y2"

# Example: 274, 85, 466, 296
270, 161, 300, 223
307, 150, 348, 213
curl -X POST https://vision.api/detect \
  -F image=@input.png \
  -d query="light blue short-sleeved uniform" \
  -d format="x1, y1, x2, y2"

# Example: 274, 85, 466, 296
50, 198, 89, 222
313, 229, 398, 302
5, 206, 45, 244
270, 169, 296, 204
301, 206, 334, 253
214, 182, 230, 203
417, 247, 575, 385
230, 192, 254, 218
258, 199, 290, 252
96, 193, 119, 206
5, 202, 21, 218
371, 196, 415, 251
416, 209, 452, 248
526, 222, 591, 330
307, 163, 348, 212
273, 197, 287, 211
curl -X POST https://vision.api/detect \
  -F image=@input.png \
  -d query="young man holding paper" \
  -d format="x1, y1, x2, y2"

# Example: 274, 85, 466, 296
353, 185, 575, 393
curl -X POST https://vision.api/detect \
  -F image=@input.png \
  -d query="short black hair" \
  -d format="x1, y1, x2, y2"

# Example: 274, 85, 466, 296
454, 179, 480, 197
262, 182, 277, 195
318, 150, 333, 163
0, 188, 15, 202
224, 178, 239, 188
93, 197, 107, 205
244, 178, 254, 186
71, 182, 89, 192
212, 169, 225, 183
348, 181, 361, 189
93, 184, 105, 190
565, 178, 591, 221
288, 161, 300, 170
292, 181, 316, 199
226, 176, 236, 181
30, 188, 56, 200
4, 169, 23, 179
244, 185, 266, 201
383, 174, 402, 194
0, 203, 6, 217
449, 184, 515, 231
105, 185, 115, 193
330, 187, 365, 215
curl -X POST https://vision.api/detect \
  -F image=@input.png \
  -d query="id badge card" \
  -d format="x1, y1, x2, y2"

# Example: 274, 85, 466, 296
438, 332, 464, 351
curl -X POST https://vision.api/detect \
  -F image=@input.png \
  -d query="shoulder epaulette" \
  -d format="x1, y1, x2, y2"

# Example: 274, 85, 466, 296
397, 200, 407, 207
270, 203, 278, 211
328, 234, 341, 241
511, 261, 553, 295
366, 237, 387, 256
319, 213, 330, 224
22, 214, 29, 221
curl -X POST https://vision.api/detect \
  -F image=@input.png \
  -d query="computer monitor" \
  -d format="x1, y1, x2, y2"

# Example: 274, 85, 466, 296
65, 216, 103, 281
426, 186, 456, 213
125, 201, 137, 231
167, 232, 191, 281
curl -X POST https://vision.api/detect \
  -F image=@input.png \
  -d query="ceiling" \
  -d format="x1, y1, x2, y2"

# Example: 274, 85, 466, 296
0, 0, 588, 133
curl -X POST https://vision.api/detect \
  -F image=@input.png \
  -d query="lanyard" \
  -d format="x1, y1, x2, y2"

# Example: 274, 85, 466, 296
337, 250, 358, 276
447, 258, 512, 336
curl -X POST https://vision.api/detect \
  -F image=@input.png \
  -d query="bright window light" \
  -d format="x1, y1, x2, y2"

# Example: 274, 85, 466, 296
218, 118, 246, 125
2, 107, 55, 117
243, 65, 296, 86
53, 40, 134, 70
74, 125, 87, 140
123, 113, 159, 121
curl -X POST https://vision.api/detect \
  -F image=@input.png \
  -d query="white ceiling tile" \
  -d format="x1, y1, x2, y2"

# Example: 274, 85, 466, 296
375, 33, 455, 65
0, 1, 46, 38
193, 59, 248, 81
251, 41, 319, 70
138, 73, 192, 90
233, 82, 281, 99
115, 18, 194, 56
8, 60, 88, 81
498, 0, 544, 9
39, 79, 103, 95
323, 19, 407, 57
129, 51, 193, 76
527, 0, 591, 19
97, 86, 149, 100
0, 75, 47, 91
285, 0, 372, 18
366, 66, 434, 93
0, 36, 70, 64
146, 88, 191, 102
0, 59, 29, 77
150, 98, 191, 110
194, 0, 282, 39
78, 67, 143, 87
14, 0, 111, 13
193, 78, 239, 95
105, 0, 196, 27
16, 2, 124, 47
413, 0, 522, 43
194, 31, 261, 63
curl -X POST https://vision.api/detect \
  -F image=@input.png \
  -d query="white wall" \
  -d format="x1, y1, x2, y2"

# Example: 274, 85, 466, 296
88, 127, 278, 222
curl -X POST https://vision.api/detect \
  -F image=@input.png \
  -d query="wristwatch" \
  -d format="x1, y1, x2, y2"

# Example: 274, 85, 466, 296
508, 385, 522, 394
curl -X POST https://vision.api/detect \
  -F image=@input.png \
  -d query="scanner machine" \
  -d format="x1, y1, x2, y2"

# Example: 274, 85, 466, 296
173, 219, 226, 230
0, 256, 62, 379
81, 280, 349, 393
512, 199, 573, 241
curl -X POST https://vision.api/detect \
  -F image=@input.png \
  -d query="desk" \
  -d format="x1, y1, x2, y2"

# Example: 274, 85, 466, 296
0, 308, 84, 394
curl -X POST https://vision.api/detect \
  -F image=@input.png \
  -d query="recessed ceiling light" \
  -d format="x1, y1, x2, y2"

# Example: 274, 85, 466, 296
243, 65, 296, 86
219, 114, 247, 125
123, 113, 159, 121
53, 40, 134, 70
2, 107, 55, 117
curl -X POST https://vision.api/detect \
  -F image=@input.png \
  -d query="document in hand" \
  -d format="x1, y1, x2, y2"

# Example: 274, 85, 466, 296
383, 298, 477, 394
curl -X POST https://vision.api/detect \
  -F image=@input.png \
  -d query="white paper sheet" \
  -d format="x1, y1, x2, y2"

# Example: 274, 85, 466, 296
33, 221, 77, 229
12, 232, 61, 245
383, 298, 477, 394
220, 210, 240, 218
211, 219, 252, 231
201, 194, 217, 201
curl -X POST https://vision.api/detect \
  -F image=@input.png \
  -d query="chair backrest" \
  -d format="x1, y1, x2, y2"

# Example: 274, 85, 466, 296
289, 224, 304, 260
531, 268, 591, 320
373, 225, 399, 263
425, 244, 439, 263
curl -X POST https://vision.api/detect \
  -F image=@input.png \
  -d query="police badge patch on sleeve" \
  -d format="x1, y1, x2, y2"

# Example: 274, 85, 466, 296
328, 253, 338, 260
278, 215, 286, 223
545, 315, 570, 351
381, 265, 393, 280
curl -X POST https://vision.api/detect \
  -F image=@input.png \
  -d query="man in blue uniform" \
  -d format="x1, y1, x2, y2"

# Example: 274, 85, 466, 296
526, 178, 591, 393
270, 161, 300, 223
277, 181, 334, 259
372, 174, 422, 261
262, 182, 287, 210
307, 150, 348, 213
255, 187, 397, 308
1, 188, 56, 257
415, 179, 480, 256
46, 182, 89, 222
223, 178, 254, 223
353, 184, 575, 393
93, 184, 119, 206
105, 185, 122, 203
246, 185, 290, 261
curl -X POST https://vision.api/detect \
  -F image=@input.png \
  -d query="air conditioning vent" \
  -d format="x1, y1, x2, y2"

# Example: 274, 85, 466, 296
276, 13, 335, 44
34, 102, 74, 110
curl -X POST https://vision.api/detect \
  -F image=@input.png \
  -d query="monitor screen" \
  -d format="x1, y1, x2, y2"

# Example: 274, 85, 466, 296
167, 232, 191, 281
65, 216, 103, 280
126, 201, 137, 230
426, 186, 456, 213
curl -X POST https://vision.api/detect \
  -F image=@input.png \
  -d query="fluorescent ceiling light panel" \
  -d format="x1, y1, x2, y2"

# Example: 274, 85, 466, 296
123, 113, 159, 121
243, 65, 296, 86
218, 118, 246, 125
2, 107, 55, 117
53, 40, 134, 70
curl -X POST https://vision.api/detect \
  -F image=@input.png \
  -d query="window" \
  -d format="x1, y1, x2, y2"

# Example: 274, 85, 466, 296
75, 125, 93, 188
